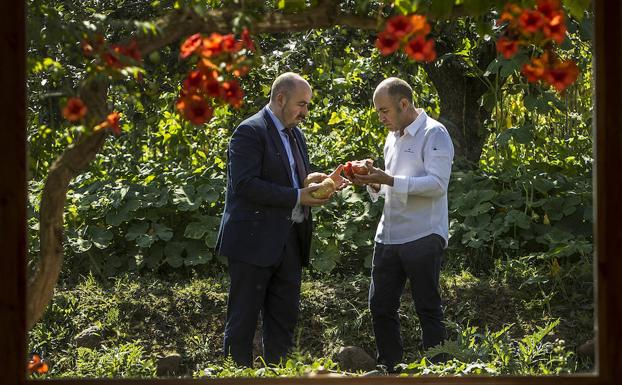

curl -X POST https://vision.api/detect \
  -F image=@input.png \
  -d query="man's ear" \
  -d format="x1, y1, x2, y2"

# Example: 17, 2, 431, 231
277, 92, 286, 107
400, 98, 409, 111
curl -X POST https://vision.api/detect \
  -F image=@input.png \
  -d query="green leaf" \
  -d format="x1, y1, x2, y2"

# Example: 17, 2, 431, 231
524, 94, 544, 112
73, 238, 93, 253
495, 129, 513, 146
497, 126, 533, 145
164, 241, 185, 268
485, 58, 502, 75
512, 124, 534, 144
393, 0, 417, 14
345, 192, 364, 204
105, 200, 141, 226
205, 231, 219, 248
142, 185, 169, 208
579, 15, 593, 41
125, 222, 149, 241
197, 184, 219, 203
277, 0, 306, 11
173, 185, 203, 211
310, 239, 339, 273
184, 215, 220, 240
184, 240, 212, 265
327, 111, 343, 125
153, 223, 173, 241
145, 243, 164, 269
563, 0, 590, 21
536, 226, 573, 246
543, 91, 565, 110
533, 178, 555, 195
136, 234, 156, 248
90, 227, 113, 249
110, 186, 130, 208
457, 189, 496, 216
500, 55, 524, 78
480, 91, 496, 112
504, 209, 532, 229
429, 0, 454, 18
184, 221, 211, 239
462, 0, 492, 16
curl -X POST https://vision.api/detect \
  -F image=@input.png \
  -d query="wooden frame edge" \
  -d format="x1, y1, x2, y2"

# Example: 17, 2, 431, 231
1, 0, 27, 383
1, 0, 619, 384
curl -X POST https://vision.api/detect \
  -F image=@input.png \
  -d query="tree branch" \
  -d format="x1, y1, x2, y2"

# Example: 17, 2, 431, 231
136, 5, 380, 56
27, 79, 109, 330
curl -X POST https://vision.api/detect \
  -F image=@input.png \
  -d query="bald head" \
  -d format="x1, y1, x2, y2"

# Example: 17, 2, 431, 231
268, 72, 313, 128
270, 72, 311, 102
373, 77, 414, 106
373, 77, 418, 133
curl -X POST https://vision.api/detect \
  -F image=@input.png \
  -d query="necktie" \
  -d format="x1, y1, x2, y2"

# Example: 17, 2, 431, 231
285, 127, 309, 219
285, 127, 307, 186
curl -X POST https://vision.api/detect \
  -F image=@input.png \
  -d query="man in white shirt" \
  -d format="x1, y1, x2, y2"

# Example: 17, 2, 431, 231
354, 77, 454, 370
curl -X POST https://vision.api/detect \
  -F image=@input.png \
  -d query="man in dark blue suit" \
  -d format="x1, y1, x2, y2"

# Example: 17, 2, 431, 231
217, 72, 344, 367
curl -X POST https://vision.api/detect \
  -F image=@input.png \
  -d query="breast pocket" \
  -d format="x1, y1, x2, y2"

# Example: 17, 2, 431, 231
396, 149, 424, 176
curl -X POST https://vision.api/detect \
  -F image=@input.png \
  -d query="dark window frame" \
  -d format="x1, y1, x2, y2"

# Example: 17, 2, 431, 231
1, 0, 620, 384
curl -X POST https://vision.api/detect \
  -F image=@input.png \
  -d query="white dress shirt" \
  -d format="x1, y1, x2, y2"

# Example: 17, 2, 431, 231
265, 105, 305, 223
368, 109, 454, 246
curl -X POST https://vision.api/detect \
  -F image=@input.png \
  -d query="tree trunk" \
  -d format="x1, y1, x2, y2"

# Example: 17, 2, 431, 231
424, 23, 497, 168
27, 79, 109, 330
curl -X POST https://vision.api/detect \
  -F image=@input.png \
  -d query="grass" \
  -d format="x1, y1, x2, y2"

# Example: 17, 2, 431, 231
27, 253, 594, 378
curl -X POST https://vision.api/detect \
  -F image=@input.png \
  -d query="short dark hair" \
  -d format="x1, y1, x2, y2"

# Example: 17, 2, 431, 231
374, 77, 413, 105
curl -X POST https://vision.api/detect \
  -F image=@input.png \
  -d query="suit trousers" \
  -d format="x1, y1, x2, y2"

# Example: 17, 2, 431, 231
223, 223, 303, 367
369, 234, 446, 367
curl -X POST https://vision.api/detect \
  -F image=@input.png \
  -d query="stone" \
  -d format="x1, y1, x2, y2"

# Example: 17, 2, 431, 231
335, 346, 376, 372
157, 353, 182, 376
577, 338, 595, 358
74, 326, 105, 349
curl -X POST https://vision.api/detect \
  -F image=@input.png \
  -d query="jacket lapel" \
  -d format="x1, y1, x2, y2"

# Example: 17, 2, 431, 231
292, 127, 311, 174
263, 108, 296, 187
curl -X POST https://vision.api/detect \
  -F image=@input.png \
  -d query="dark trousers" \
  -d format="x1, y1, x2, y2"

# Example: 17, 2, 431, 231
369, 234, 446, 367
223, 225, 302, 367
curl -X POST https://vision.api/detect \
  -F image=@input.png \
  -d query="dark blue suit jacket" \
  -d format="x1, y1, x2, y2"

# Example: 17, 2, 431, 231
216, 107, 313, 267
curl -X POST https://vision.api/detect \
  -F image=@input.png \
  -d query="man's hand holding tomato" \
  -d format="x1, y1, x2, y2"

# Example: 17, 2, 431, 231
343, 159, 391, 192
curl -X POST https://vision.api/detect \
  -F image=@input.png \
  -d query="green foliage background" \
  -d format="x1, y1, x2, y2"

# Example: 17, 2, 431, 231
26, 0, 594, 378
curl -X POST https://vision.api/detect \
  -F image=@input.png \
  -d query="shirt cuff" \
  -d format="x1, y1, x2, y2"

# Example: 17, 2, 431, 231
367, 185, 380, 202
392, 175, 409, 204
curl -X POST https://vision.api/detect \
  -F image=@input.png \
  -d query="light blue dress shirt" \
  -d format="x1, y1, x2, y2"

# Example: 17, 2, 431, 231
265, 105, 305, 223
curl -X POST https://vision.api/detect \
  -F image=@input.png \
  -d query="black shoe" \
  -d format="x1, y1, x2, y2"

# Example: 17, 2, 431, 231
361, 365, 388, 377
428, 353, 450, 364
388, 363, 405, 374
362, 364, 404, 376
361, 369, 384, 377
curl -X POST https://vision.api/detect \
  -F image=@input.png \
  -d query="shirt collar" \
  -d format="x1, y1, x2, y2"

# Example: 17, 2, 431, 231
403, 108, 427, 137
266, 104, 286, 133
